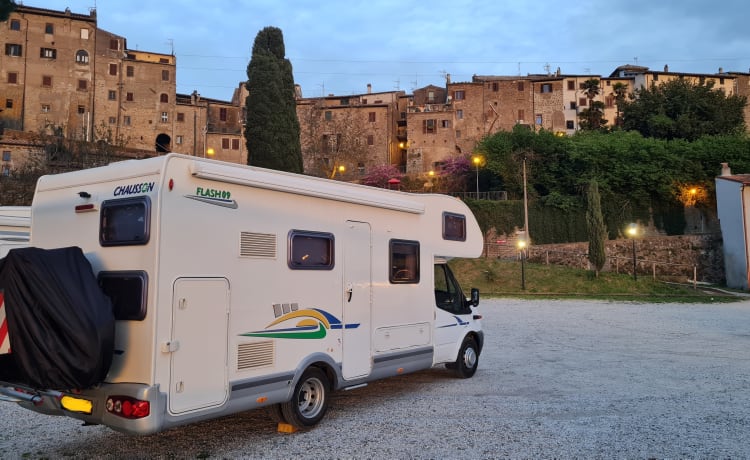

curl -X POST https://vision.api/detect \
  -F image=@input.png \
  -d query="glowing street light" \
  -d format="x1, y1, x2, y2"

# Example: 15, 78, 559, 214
425, 170, 436, 191
471, 155, 483, 197
626, 223, 639, 281
205, 147, 215, 158
329, 164, 346, 179
517, 238, 527, 290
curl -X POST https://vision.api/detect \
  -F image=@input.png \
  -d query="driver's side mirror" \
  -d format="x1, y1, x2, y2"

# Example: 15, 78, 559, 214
469, 288, 480, 307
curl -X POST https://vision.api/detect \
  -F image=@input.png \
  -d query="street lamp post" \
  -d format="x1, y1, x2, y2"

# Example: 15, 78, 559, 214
517, 238, 527, 290
626, 223, 638, 281
472, 155, 481, 197
330, 164, 345, 179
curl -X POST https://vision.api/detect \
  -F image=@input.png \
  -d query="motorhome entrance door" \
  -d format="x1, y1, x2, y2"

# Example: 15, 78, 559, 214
342, 220, 372, 379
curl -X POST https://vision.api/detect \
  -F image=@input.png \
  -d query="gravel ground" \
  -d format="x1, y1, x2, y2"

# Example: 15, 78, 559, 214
1, 298, 749, 459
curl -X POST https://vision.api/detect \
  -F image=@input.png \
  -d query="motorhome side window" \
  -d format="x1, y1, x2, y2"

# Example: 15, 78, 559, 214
98, 271, 148, 320
389, 239, 419, 283
288, 230, 334, 270
100, 196, 151, 246
443, 212, 467, 241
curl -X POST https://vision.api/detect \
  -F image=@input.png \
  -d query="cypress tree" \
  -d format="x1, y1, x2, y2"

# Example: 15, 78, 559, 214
245, 27, 303, 173
586, 179, 607, 276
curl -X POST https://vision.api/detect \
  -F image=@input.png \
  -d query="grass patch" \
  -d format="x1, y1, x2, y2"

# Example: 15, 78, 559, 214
449, 258, 741, 303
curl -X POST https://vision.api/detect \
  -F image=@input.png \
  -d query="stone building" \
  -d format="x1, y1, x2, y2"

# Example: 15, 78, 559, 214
171, 85, 248, 165
296, 85, 404, 179
3, 4, 749, 186
0, 4, 246, 169
729, 72, 750, 128
2, 6, 99, 136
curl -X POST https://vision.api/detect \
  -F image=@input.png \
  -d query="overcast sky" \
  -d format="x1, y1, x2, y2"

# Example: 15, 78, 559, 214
32, 0, 750, 100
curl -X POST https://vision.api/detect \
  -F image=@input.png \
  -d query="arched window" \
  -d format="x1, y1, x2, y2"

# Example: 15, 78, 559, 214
75, 50, 89, 64
155, 133, 171, 153
160, 93, 168, 103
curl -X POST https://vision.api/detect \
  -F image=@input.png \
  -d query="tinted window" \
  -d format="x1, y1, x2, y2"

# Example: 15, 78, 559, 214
98, 271, 148, 320
443, 212, 466, 241
100, 196, 151, 246
434, 264, 470, 315
288, 230, 334, 270
389, 239, 419, 283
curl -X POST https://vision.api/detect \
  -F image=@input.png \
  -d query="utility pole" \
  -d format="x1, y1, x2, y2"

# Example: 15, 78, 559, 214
523, 156, 529, 243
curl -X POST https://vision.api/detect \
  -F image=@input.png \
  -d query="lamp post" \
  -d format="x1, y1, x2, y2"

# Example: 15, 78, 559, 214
626, 223, 638, 281
472, 155, 482, 197
330, 164, 345, 179
205, 147, 215, 158
517, 238, 527, 290
426, 170, 435, 191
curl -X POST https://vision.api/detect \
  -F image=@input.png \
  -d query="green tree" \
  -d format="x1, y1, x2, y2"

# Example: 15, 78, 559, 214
620, 78, 747, 141
586, 179, 607, 276
578, 101, 608, 131
245, 27, 302, 172
578, 79, 607, 130
1, 0, 16, 22
612, 82, 629, 127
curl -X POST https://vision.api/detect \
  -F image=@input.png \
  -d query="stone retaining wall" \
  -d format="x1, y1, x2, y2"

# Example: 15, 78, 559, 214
483, 233, 725, 284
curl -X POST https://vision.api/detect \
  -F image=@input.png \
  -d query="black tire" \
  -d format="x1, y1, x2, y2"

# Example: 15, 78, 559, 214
453, 336, 479, 378
267, 403, 288, 424
280, 367, 330, 429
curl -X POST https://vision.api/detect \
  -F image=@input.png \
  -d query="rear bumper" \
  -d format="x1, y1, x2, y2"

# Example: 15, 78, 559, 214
1, 381, 167, 435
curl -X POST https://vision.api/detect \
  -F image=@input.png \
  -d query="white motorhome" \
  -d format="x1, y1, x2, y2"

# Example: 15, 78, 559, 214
1, 154, 484, 434
0, 206, 30, 256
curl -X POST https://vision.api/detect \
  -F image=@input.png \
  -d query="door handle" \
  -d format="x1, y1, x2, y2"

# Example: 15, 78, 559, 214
346, 283, 353, 302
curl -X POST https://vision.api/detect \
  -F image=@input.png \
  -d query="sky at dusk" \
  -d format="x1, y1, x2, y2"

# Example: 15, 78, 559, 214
26, 0, 750, 101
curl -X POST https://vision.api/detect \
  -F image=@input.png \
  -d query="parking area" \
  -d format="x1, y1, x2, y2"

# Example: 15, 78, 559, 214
2, 298, 749, 458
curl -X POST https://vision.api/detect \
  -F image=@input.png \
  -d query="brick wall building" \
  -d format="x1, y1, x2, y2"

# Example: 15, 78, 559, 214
296, 86, 404, 179
2, 4, 749, 185
2, 6, 98, 136
0, 5, 246, 170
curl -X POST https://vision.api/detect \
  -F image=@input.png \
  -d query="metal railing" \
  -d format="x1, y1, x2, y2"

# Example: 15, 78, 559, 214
451, 191, 508, 201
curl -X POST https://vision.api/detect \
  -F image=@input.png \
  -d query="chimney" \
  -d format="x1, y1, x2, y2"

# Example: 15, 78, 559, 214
721, 162, 731, 176
367, 83, 372, 94
718, 67, 724, 74
556, 67, 561, 76
446, 73, 451, 85
664, 64, 669, 72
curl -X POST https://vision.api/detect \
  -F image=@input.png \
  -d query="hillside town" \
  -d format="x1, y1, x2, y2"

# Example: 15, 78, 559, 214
2, 4, 750, 180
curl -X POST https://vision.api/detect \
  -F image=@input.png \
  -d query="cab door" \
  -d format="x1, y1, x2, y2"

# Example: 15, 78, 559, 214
432, 263, 475, 363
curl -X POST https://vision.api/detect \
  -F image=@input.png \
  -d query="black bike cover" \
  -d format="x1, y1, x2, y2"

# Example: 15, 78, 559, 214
0, 247, 114, 390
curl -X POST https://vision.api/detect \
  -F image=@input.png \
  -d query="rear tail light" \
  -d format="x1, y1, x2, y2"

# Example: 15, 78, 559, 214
106, 396, 150, 419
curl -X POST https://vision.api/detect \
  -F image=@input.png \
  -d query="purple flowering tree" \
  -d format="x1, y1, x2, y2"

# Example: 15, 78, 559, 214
361, 164, 404, 188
